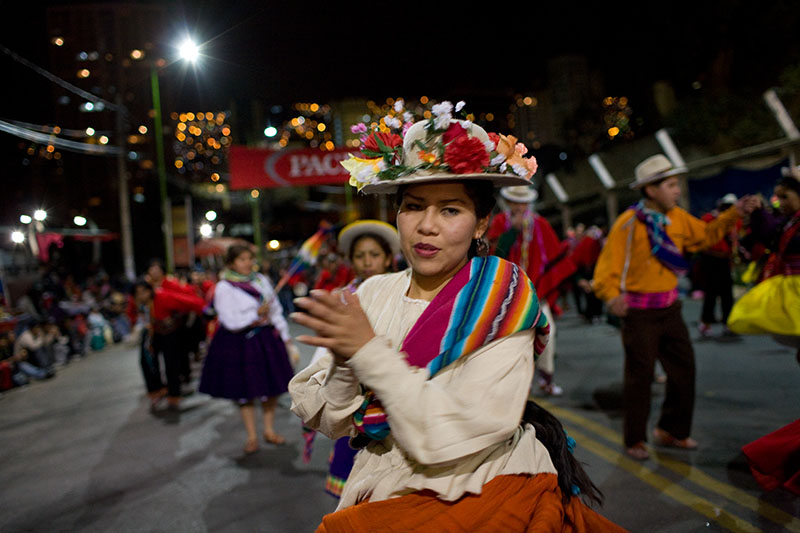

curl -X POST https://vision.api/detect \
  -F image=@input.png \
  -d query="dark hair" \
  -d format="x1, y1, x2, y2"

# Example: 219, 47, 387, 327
639, 177, 669, 200
132, 279, 154, 297
522, 400, 604, 506
147, 258, 165, 272
225, 244, 253, 265
349, 233, 393, 261
777, 176, 800, 196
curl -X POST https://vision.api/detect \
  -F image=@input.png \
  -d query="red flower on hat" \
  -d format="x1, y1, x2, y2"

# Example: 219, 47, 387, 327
443, 122, 469, 145
362, 132, 402, 156
444, 135, 489, 174
487, 132, 501, 150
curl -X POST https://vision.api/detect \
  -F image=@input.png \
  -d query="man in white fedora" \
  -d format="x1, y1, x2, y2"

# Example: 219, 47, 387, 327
487, 185, 577, 396
590, 154, 759, 460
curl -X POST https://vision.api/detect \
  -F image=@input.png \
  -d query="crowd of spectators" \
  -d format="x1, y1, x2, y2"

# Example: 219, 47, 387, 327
0, 267, 142, 391
0, 239, 362, 395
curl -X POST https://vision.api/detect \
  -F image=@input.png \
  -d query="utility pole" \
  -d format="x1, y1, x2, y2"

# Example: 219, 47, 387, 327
116, 94, 135, 280
151, 63, 174, 273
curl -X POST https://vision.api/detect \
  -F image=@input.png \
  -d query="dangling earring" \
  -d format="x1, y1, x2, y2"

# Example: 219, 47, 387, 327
476, 237, 490, 256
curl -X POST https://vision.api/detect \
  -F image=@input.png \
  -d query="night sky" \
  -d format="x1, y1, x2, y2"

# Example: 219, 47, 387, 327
2, 1, 800, 116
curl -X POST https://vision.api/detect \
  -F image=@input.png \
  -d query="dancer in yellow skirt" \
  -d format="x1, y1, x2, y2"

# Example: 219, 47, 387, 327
728, 169, 800, 365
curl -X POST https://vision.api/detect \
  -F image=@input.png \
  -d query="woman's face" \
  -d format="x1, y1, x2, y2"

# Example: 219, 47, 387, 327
396, 182, 489, 283
775, 184, 800, 215
230, 251, 255, 276
350, 236, 391, 279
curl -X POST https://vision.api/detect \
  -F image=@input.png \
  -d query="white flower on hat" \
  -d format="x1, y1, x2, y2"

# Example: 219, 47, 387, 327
384, 115, 402, 129
433, 114, 451, 130
394, 99, 404, 113
431, 101, 453, 130
490, 153, 506, 166
432, 101, 453, 116
403, 111, 414, 123
455, 101, 466, 112
512, 163, 529, 178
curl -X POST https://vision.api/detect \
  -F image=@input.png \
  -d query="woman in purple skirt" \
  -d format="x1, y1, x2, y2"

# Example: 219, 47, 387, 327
199, 244, 299, 454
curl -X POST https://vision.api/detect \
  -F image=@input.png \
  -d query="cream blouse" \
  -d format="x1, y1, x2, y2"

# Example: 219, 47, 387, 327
288, 269, 556, 510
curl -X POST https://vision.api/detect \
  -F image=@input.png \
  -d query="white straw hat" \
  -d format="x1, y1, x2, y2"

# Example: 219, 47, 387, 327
500, 185, 538, 204
337, 220, 400, 257
629, 154, 687, 189
341, 101, 538, 195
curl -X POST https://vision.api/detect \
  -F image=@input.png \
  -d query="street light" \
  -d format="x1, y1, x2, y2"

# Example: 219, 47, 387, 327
178, 39, 200, 62
33, 209, 47, 222
204, 210, 217, 221
199, 223, 213, 238
19, 214, 32, 224
11, 231, 25, 244
149, 36, 202, 273
74, 215, 87, 226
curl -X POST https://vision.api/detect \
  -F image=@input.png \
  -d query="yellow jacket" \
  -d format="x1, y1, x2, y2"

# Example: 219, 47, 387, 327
592, 205, 740, 301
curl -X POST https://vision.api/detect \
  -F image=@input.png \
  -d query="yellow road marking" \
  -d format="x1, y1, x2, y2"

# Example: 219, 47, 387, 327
537, 399, 800, 532
564, 426, 761, 532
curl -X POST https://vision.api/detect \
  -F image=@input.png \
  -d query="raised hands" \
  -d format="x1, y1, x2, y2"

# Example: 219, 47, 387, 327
736, 195, 763, 216
290, 289, 375, 361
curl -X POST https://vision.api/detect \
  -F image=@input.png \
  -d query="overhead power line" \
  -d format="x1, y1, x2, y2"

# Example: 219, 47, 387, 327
0, 118, 122, 156
0, 42, 124, 113
5, 118, 111, 138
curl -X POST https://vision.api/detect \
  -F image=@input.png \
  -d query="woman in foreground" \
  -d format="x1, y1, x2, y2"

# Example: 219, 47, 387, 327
289, 102, 625, 531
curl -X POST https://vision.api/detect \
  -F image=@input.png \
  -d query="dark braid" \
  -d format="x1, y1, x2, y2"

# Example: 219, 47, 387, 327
522, 400, 604, 506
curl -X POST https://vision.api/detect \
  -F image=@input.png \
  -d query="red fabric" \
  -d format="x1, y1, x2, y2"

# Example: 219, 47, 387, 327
316, 473, 626, 533
742, 419, 800, 495
570, 236, 602, 270
314, 265, 354, 291
0, 361, 13, 391
125, 296, 139, 326
701, 212, 742, 258
488, 213, 564, 286
489, 213, 577, 310
152, 284, 206, 321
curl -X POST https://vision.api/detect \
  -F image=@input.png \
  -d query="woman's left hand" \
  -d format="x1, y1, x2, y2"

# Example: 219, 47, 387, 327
290, 289, 375, 361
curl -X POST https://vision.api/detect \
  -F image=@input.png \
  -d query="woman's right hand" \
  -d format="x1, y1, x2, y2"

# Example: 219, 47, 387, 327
257, 301, 270, 318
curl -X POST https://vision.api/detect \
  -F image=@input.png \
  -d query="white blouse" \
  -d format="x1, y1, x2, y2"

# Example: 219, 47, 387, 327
289, 269, 556, 510
213, 274, 290, 342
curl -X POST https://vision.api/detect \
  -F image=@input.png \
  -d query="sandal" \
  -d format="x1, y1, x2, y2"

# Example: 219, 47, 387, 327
625, 442, 649, 460
243, 438, 259, 454
652, 427, 698, 449
263, 432, 286, 445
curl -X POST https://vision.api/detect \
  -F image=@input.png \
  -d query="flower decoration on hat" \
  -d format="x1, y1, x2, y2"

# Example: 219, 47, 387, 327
341, 100, 538, 192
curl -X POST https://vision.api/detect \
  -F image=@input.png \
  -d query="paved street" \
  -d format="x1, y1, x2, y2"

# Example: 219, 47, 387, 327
1, 298, 798, 532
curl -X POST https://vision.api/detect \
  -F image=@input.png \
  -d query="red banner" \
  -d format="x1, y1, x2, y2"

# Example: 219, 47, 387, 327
229, 145, 359, 190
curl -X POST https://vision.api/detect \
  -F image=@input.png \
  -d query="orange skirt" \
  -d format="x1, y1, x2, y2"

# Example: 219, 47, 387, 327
316, 473, 627, 533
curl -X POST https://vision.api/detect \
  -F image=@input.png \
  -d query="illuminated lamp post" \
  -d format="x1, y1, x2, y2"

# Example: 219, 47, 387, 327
149, 37, 201, 274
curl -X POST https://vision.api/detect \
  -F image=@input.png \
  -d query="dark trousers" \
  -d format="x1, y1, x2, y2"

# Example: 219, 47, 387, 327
699, 255, 734, 324
152, 330, 186, 398
620, 302, 696, 447
140, 330, 164, 393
